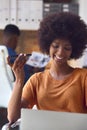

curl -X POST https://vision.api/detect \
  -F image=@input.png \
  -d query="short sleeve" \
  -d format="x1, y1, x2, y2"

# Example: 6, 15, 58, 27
22, 74, 37, 108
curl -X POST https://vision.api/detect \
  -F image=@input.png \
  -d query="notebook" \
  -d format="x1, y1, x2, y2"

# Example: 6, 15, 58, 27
20, 108, 87, 130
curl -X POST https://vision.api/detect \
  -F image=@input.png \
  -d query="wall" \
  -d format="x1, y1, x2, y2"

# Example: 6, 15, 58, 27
16, 30, 40, 54
75, 0, 87, 23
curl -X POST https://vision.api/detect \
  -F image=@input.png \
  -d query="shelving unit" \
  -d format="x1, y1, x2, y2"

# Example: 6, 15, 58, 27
43, 3, 79, 18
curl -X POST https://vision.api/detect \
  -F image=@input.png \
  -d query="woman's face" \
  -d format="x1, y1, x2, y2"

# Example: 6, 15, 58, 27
49, 39, 72, 65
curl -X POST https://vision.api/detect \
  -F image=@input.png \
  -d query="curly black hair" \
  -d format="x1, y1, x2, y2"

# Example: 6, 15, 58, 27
38, 12, 87, 59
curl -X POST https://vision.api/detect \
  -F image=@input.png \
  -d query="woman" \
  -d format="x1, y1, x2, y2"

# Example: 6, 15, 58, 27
7, 12, 87, 124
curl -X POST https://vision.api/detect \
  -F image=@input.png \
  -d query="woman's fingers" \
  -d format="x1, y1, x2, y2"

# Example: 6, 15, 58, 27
7, 53, 27, 68
13, 54, 26, 69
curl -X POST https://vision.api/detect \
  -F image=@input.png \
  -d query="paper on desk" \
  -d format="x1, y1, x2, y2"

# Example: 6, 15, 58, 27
26, 51, 50, 68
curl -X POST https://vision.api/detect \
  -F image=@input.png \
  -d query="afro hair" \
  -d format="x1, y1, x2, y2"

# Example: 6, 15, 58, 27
38, 12, 87, 59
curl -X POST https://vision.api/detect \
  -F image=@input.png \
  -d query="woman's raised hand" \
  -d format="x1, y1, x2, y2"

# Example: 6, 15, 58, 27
7, 53, 27, 85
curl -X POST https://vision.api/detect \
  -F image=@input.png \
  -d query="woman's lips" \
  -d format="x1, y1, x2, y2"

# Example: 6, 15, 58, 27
56, 56, 64, 60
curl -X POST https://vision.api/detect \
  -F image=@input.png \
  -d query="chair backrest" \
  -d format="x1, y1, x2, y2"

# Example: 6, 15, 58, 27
20, 109, 87, 130
0, 45, 15, 108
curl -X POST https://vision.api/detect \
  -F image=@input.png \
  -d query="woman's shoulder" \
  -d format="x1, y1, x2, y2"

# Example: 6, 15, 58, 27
27, 70, 50, 86
29, 69, 49, 79
74, 68, 87, 76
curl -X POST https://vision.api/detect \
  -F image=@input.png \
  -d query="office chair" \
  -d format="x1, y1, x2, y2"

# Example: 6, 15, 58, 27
0, 45, 15, 108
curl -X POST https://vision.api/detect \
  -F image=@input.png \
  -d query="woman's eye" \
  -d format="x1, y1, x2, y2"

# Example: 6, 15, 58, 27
52, 44, 59, 49
64, 47, 72, 51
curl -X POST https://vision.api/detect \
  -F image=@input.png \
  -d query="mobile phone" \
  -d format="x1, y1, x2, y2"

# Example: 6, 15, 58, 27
9, 54, 31, 64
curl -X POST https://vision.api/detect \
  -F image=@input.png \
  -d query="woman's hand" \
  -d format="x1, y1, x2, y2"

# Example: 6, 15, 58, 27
7, 53, 27, 85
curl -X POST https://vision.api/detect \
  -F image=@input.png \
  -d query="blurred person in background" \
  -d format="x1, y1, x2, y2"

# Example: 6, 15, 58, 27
2, 24, 32, 84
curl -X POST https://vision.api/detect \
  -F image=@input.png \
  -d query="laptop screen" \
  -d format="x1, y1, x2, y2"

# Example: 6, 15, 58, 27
20, 108, 87, 130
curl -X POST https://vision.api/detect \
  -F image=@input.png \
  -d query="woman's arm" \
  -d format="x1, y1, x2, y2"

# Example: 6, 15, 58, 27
7, 54, 28, 123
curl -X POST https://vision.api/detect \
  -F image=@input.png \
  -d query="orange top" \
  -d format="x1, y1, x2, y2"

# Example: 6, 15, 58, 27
22, 68, 87, 113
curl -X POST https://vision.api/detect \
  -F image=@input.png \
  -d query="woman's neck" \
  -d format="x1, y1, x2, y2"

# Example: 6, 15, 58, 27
50, 62, 74, 80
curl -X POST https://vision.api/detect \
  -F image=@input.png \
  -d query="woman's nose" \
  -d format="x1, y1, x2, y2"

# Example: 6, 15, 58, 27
57, 47, 64, 57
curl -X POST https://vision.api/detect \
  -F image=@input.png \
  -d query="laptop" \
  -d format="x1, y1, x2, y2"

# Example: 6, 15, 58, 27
20, 108, 87, 130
